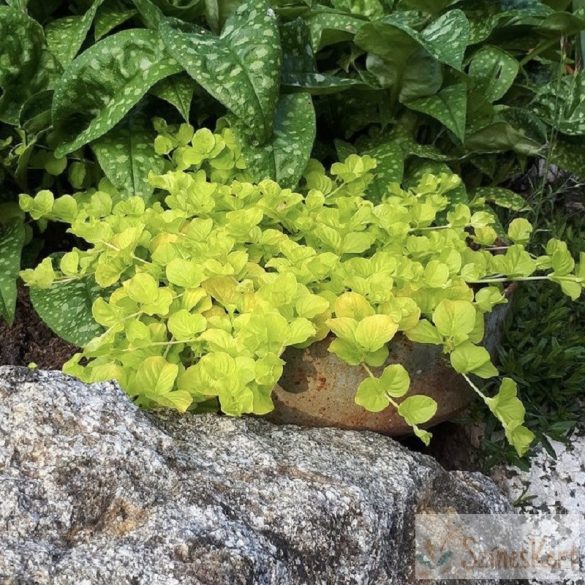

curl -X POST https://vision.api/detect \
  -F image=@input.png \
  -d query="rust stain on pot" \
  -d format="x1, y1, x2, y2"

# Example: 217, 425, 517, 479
269, 293, 514, 436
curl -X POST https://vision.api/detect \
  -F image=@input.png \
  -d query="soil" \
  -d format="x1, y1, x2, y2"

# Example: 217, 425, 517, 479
0, 285, 77, 370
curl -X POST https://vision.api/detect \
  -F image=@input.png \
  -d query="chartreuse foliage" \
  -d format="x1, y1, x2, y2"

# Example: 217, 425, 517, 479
20, 129, 585, 456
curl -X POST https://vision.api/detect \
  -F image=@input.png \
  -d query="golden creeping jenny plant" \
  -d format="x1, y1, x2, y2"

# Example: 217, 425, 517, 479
20, 126, 585, 456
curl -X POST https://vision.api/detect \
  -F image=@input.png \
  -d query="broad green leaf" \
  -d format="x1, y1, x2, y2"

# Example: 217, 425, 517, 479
29, 274, 105, 346
468, 46, 519, 103
432, 299, 476, 338
0, 7, 61, 124
356, 10, 469, 71
406, 84, 467, 142
52, 29, 181, 156
159, 0, 281, 142
92, 110, 164, 200
485, 378, 525, 429
398, 394, 438, 425
233, 93, 315, 188
94, 0, 138, 40
355, 377, 389, 412
45, 0, 104, 67
354, 314, 399, 352
379, 364, 410, 398
450, 341, 498, 378
0, 218, 25, 323
150, 74, 196, 121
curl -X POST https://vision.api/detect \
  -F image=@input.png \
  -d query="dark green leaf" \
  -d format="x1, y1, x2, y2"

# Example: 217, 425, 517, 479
233, 93, 315, 188
30, 274, 105, 346
304, 8, 366, 50
94, 0, 137, 40
357, 10, 469, 71
45, 0, 104, 67
0, 7, 61, 124
160, 0, 281, 142
281, 19, 363, 94
468, 46, 519, 103
465, 121, 542, 155
0, 218, 25, 324
52, 29, 181, 156
406, 83, 467, 141
92, 110, 163, 200
150, 73, 196, 120
474, 186, 530, 211
364, 141, 404, 201
549, 139, 585, 179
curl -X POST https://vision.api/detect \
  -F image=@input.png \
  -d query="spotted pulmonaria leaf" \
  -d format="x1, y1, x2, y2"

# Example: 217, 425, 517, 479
280, 18, 362, 94
0, 7, 61, 124
549, 138, 585, 179
303, 7, 366, 51
473, 186, 529, 211
150, 73, 196, 121
0, 218, 25, 324
468, 46, 519, 103
29, 273, 105, 347
45, 0, 104, 68
363, 141, 404, 201
94, 0, 138, 40
159, 0, 281, 142
52, 29, 181, 157
406, 83, 467, 142
92, 110, 164, 200
356, 9, 469, 71
233, 93, 315, 188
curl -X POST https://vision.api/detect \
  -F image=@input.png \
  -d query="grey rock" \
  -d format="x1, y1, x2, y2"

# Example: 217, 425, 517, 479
0, 366, 511, 585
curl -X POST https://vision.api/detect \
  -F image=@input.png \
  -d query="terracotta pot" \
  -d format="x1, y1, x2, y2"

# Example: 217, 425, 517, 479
270, 288, 515, 435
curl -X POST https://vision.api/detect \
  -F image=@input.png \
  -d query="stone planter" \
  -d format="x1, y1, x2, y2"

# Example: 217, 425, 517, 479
270, 287, 515, 435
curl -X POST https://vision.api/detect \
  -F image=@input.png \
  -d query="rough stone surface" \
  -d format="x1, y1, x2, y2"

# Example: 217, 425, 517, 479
492, 430, 585, 584
0, 366, 512, 585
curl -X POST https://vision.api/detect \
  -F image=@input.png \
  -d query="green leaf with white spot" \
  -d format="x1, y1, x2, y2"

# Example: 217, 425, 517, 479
468, 46, 519, 103
304, 8, 366, 50
52, 29, 181, 156
159, 0, 281, 142
474, 186, 529, 211
150, 74, 196, 121
0, 218, 25, 324
30, 274, 105, 346
92, 110, 164, 200
363, 141, 404, 201
406, 84, 467, 142
0, 7, 61, 124
233, 93, 315, 188
45, 0, 104, 68
356, 9, 469, 71
94, 0, 137, 40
